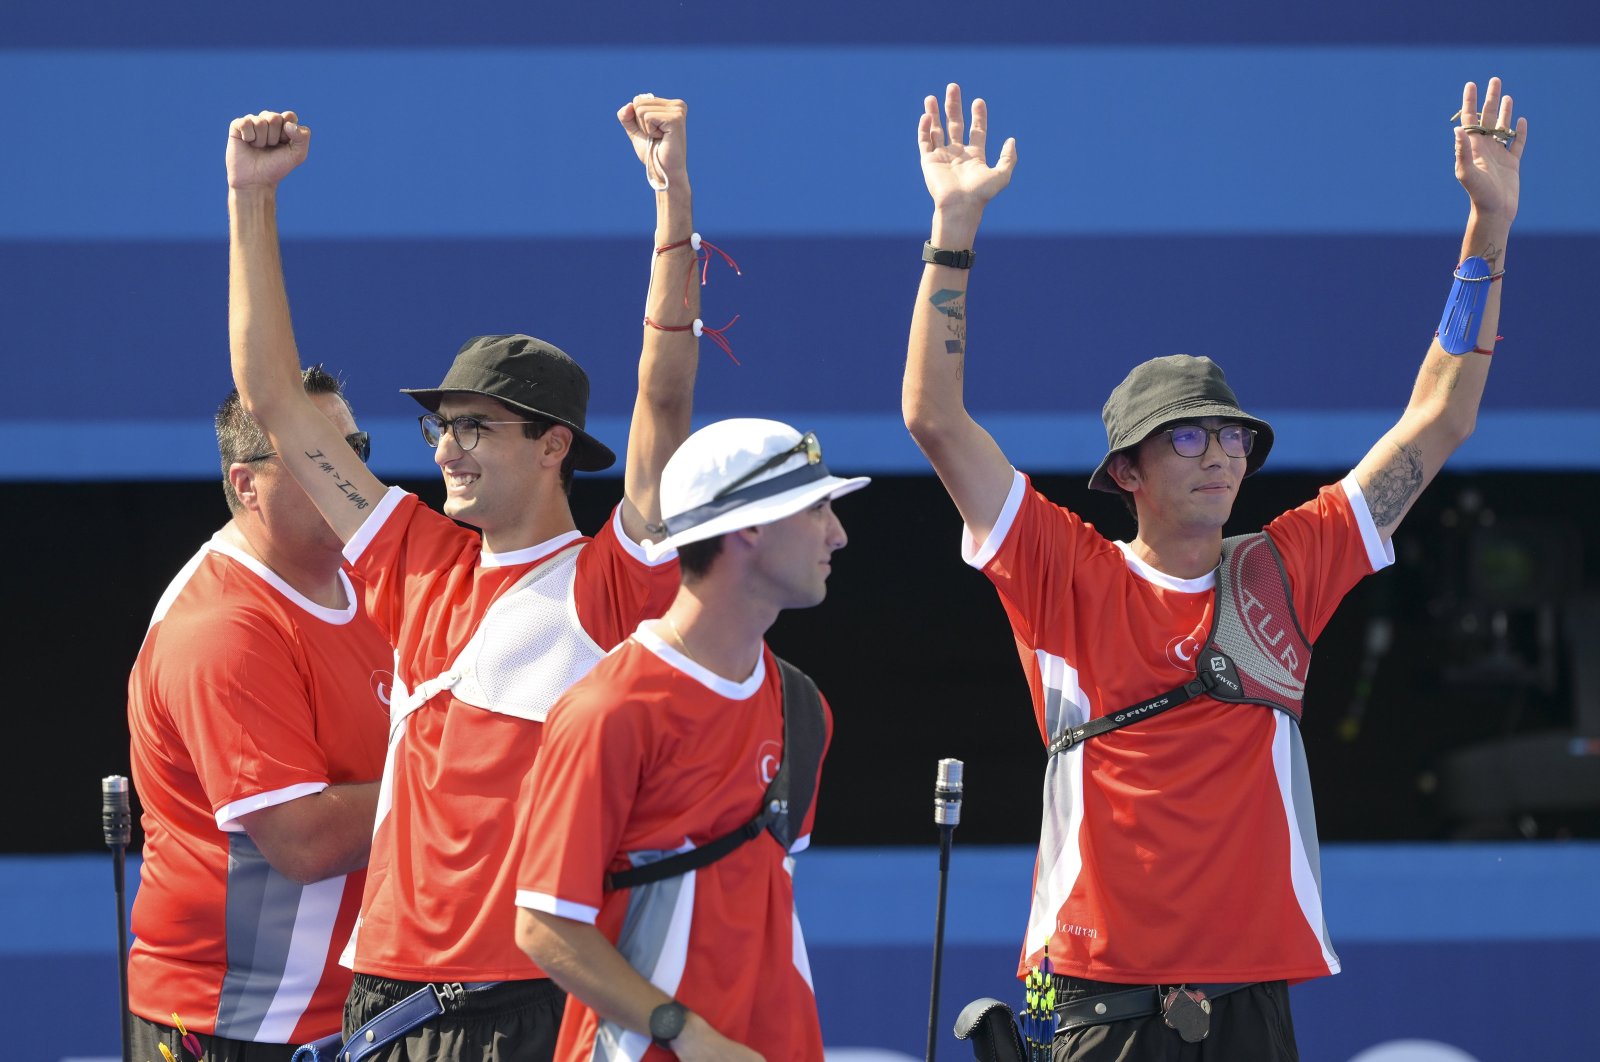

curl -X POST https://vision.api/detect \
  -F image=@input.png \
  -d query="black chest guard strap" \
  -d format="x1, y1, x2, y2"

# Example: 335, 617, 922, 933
605, 656, 825, 891
1049, 532, 1308, 757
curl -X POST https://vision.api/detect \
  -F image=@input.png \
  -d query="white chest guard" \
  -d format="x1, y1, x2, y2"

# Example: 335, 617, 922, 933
386, 543, 600, 732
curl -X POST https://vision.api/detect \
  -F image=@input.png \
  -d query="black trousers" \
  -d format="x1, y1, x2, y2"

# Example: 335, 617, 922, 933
343, 974, 567, 1062
1052, 977, 1299, 1062
128, 1013, 301, 1062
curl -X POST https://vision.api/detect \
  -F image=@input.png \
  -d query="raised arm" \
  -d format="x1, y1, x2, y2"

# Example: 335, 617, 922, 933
617, 95, 700, 545
902, 84, 1019, 544
227, 110, 386, 544
1352, 77, 1527, 541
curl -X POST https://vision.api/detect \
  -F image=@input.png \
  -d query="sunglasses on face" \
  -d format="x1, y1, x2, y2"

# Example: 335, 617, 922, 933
242, 431, 371, 464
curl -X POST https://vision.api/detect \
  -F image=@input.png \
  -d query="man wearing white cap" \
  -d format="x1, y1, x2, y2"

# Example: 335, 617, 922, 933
513, 418, 868, 1061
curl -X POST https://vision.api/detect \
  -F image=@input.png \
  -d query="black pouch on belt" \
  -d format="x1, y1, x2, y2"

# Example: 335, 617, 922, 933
1160, 986, 1212, 1043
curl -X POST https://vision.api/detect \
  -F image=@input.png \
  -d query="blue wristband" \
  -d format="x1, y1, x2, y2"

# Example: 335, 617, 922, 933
1436, 256, 1496, 355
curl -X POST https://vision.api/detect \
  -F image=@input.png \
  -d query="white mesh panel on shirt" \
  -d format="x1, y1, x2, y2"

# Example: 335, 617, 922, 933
449, 547, 605, 722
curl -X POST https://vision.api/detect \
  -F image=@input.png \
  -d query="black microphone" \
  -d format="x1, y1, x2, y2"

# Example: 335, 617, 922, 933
934, 758, 964, 829
102, 775, 131, 849
102, 774, 133, 1062
927, 758, 964, 1062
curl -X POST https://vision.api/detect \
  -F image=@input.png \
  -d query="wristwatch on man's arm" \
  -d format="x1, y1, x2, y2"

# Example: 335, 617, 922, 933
650, 1000, 690, 1048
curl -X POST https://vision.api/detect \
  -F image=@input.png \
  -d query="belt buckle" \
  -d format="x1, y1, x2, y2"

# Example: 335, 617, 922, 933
431, 982, 468, 1012
1160, 985, 1211, 1043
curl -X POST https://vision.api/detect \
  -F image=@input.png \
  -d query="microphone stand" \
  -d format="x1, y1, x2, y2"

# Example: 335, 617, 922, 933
926, 758, 963, 1062
102, 775, 132, 1062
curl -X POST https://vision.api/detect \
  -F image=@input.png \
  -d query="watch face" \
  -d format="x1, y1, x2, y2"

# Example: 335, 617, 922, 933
650, 1001, 687, 1043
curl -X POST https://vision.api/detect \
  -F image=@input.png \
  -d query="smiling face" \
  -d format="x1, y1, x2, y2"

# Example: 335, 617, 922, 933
430, 396, 550, 536
1112, 416, 1248, 535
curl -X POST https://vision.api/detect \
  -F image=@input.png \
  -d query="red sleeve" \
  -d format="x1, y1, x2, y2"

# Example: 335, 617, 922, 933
572, 506, 682, 649
1265, 479, 1388, 643
345, 489, 483, 680
970, 472, 1119, 649
155, 603, 332, 822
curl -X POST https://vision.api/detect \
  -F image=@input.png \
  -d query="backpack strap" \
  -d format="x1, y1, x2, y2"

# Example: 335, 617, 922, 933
605, 654, 826, 891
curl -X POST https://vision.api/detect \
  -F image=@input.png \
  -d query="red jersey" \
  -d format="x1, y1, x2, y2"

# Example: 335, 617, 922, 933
515, 629, 831, 1061
969, 471, 1392, 984
345, 488, 680, 981
127, 534, 391, 1043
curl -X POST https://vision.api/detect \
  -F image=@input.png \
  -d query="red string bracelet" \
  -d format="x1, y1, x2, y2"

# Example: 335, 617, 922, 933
644, 315, 741, 364
654, 233, 741, 308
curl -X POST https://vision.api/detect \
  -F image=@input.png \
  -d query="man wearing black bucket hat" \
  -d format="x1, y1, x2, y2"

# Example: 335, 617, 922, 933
227, 95, 707, 1061
902, 80, 1526, 1060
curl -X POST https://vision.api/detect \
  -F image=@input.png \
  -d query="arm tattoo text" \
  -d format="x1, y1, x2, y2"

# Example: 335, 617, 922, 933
302, 449, 370, 510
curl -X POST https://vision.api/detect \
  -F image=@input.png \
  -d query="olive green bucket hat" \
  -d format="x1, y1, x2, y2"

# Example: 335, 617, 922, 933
1088, 354, 1274, 493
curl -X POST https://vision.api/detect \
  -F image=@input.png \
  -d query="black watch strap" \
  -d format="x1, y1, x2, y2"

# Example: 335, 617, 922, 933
649, 1000, 689, 1047
922, 240, 975, 269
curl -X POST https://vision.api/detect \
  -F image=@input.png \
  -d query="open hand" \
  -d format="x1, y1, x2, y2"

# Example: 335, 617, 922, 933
918, 83, 1017, 215
1455, 78, 1526, 220
227, 110, 310, 190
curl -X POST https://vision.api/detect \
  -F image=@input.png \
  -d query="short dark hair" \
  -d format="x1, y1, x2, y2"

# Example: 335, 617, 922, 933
521, 419, 576, 495
216, 365, 352, 514
676, 535, 725, 580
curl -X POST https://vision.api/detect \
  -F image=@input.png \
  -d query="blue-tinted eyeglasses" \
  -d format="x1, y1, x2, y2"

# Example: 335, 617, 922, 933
1162, 424, 1255, 459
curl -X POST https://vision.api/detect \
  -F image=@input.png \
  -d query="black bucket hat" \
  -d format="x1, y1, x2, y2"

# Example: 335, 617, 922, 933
1088, 354, 1274, 493
401, 334, 616, 472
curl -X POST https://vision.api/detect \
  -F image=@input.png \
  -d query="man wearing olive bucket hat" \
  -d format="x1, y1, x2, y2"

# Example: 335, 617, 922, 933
514, 419, 868, 1060
902, 79, 1526, 1060
228, 95, 712, 1061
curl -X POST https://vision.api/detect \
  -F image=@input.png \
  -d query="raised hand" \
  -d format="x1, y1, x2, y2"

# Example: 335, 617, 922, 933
1455, 78, 1527, 220
617, 94, 689, 189
918, 83, 1017, 216
227, 110, 311, 190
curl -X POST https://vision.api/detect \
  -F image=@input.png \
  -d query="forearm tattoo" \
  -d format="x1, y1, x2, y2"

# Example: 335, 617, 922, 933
301, 449, 371, 511
1367, 443, 1423, 527
1479, 242, 1503, 271
930, 289, 966, 355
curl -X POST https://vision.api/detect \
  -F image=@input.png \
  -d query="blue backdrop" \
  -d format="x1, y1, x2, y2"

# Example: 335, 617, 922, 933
13, 844, 1598, 1061
3, 0, 1597, 482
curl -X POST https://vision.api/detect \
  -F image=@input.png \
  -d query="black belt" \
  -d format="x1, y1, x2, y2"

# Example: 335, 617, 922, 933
1054, 982, 1251, 1031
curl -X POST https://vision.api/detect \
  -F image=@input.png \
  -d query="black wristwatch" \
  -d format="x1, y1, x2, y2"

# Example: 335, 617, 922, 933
922, 240, 976, 269
649, 1000, 689, 1047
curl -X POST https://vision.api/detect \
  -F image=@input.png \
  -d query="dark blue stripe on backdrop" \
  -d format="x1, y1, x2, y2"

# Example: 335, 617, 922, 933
6, 232, 1581, 418
6, 0, 1597, 47
6, 232, 1583, 478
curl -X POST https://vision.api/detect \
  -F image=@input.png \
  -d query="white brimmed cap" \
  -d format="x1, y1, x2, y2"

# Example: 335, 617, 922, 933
644, 418, 871, 562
